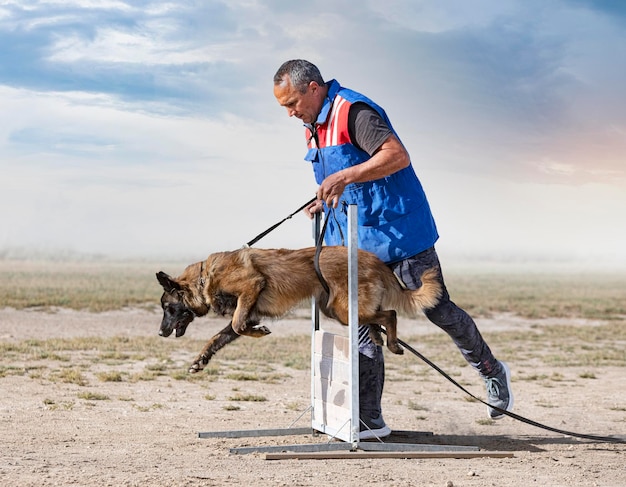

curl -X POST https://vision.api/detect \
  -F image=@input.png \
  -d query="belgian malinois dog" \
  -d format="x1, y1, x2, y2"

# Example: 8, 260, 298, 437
157, 246, 441, 373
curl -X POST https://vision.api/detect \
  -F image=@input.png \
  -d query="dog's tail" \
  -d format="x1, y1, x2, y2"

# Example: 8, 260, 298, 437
385, 266, 443, 315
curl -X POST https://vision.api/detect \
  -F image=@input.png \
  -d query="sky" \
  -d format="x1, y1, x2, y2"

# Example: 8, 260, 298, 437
1, 0, 625, 267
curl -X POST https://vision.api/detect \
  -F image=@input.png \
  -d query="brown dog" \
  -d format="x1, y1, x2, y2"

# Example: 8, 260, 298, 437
157, 246, 441, 373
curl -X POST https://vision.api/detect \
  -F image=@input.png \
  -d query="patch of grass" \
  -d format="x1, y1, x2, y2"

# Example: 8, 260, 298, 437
225, 372, 260, 381
169, 370, 213, 382
145, 363, 169, 373
0, 366, 29, 378
98, 351, 132, 364
284, 401, 303, 411
44, 399, 75, 411
476, 418, 496, 426
204, 367, 220, 376
133, 403, 164, 412
283, 357, 310, 370
579, 372, 596, 379
169, 371, 191, 381
129, 371, 158, 382
97, 371, 125, 382
54, 368, 88, 386
204, 393, 216, 401
259, 372, 291, 383
228, 393, 267, 402
221, 370, 290, 383
223, 405, 241, 411
78, 391, 109, 401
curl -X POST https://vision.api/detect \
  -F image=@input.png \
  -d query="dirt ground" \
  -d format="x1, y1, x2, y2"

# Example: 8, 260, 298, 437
0, 307, 624, 487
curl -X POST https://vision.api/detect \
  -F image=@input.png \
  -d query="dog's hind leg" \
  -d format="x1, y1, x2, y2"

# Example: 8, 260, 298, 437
189, 320, 271, 373
367, 324, 385, 347
366, 310, 403, 355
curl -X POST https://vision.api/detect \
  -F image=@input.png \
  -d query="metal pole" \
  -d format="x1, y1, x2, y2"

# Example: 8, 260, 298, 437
347, 204, 359, 447
311, 212, 321, 332
311, 212, 321, 429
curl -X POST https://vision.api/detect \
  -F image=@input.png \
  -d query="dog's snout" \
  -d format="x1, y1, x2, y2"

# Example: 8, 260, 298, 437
159, 327, 173, 338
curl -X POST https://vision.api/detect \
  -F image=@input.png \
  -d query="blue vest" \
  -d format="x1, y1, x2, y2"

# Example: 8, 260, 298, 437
304, 80, 438, 264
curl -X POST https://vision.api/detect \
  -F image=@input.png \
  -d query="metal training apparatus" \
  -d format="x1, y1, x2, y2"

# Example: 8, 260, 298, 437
198, 205, 511, 459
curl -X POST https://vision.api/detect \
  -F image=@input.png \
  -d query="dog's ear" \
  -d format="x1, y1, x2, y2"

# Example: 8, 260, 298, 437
156, 271, 181, 293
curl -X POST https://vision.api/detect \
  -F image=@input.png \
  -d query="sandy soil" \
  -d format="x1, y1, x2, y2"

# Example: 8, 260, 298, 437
0, 308, 624, 487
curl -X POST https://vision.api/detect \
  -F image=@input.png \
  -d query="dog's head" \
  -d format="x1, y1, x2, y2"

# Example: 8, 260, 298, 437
156, 271, 196, 338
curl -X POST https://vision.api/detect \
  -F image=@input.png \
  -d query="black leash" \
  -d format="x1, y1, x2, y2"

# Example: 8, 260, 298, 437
314, 212, 331, 294
244, 196, 332, 295
242, 200, 625, 444
242, 199, 624, 444
381, 330, 626, 444
245, 196, 317, 248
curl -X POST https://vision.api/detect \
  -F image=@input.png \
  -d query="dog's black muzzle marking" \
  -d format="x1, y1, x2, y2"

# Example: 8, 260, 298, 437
159, 298, 196, 338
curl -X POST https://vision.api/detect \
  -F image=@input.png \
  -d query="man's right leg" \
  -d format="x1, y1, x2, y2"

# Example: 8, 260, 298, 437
425, 292, 514, 419
391, 247, 513, 419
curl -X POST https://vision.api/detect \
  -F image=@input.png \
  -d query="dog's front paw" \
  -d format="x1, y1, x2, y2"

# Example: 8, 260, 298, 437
189, 354, 210, 373
188, 362, 204, 374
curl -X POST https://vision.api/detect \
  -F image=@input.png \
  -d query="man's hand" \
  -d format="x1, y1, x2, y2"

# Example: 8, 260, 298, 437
317, 170, 348, 209
304, 199, 324, 219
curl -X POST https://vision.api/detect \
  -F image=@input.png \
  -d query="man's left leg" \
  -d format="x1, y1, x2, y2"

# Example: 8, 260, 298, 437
358, 325, 391, 439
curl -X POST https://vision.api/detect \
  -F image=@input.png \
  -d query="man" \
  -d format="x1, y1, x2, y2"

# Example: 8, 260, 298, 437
273, 59, 513, 440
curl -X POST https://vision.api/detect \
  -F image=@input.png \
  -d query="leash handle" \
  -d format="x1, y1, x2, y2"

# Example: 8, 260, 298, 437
245, 196, 317, 248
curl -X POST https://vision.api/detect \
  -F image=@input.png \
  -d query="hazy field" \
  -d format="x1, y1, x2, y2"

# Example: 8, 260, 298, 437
1, 257, 625, 319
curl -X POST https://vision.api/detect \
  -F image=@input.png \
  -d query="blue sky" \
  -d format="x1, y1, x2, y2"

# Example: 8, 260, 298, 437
1, 0, 625, 265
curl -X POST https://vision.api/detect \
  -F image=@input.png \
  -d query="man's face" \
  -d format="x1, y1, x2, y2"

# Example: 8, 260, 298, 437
274, 76, 323, 125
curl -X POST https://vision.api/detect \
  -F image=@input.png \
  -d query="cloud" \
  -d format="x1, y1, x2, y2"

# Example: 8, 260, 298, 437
0, 1, 624, 260
0, 1, 264, 115
349, 2, 625, 185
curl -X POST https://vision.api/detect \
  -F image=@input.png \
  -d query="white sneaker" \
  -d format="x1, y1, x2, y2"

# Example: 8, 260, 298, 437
485, 361, 514, 420
359, 424, 391, 440
359, 413, 392, 440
